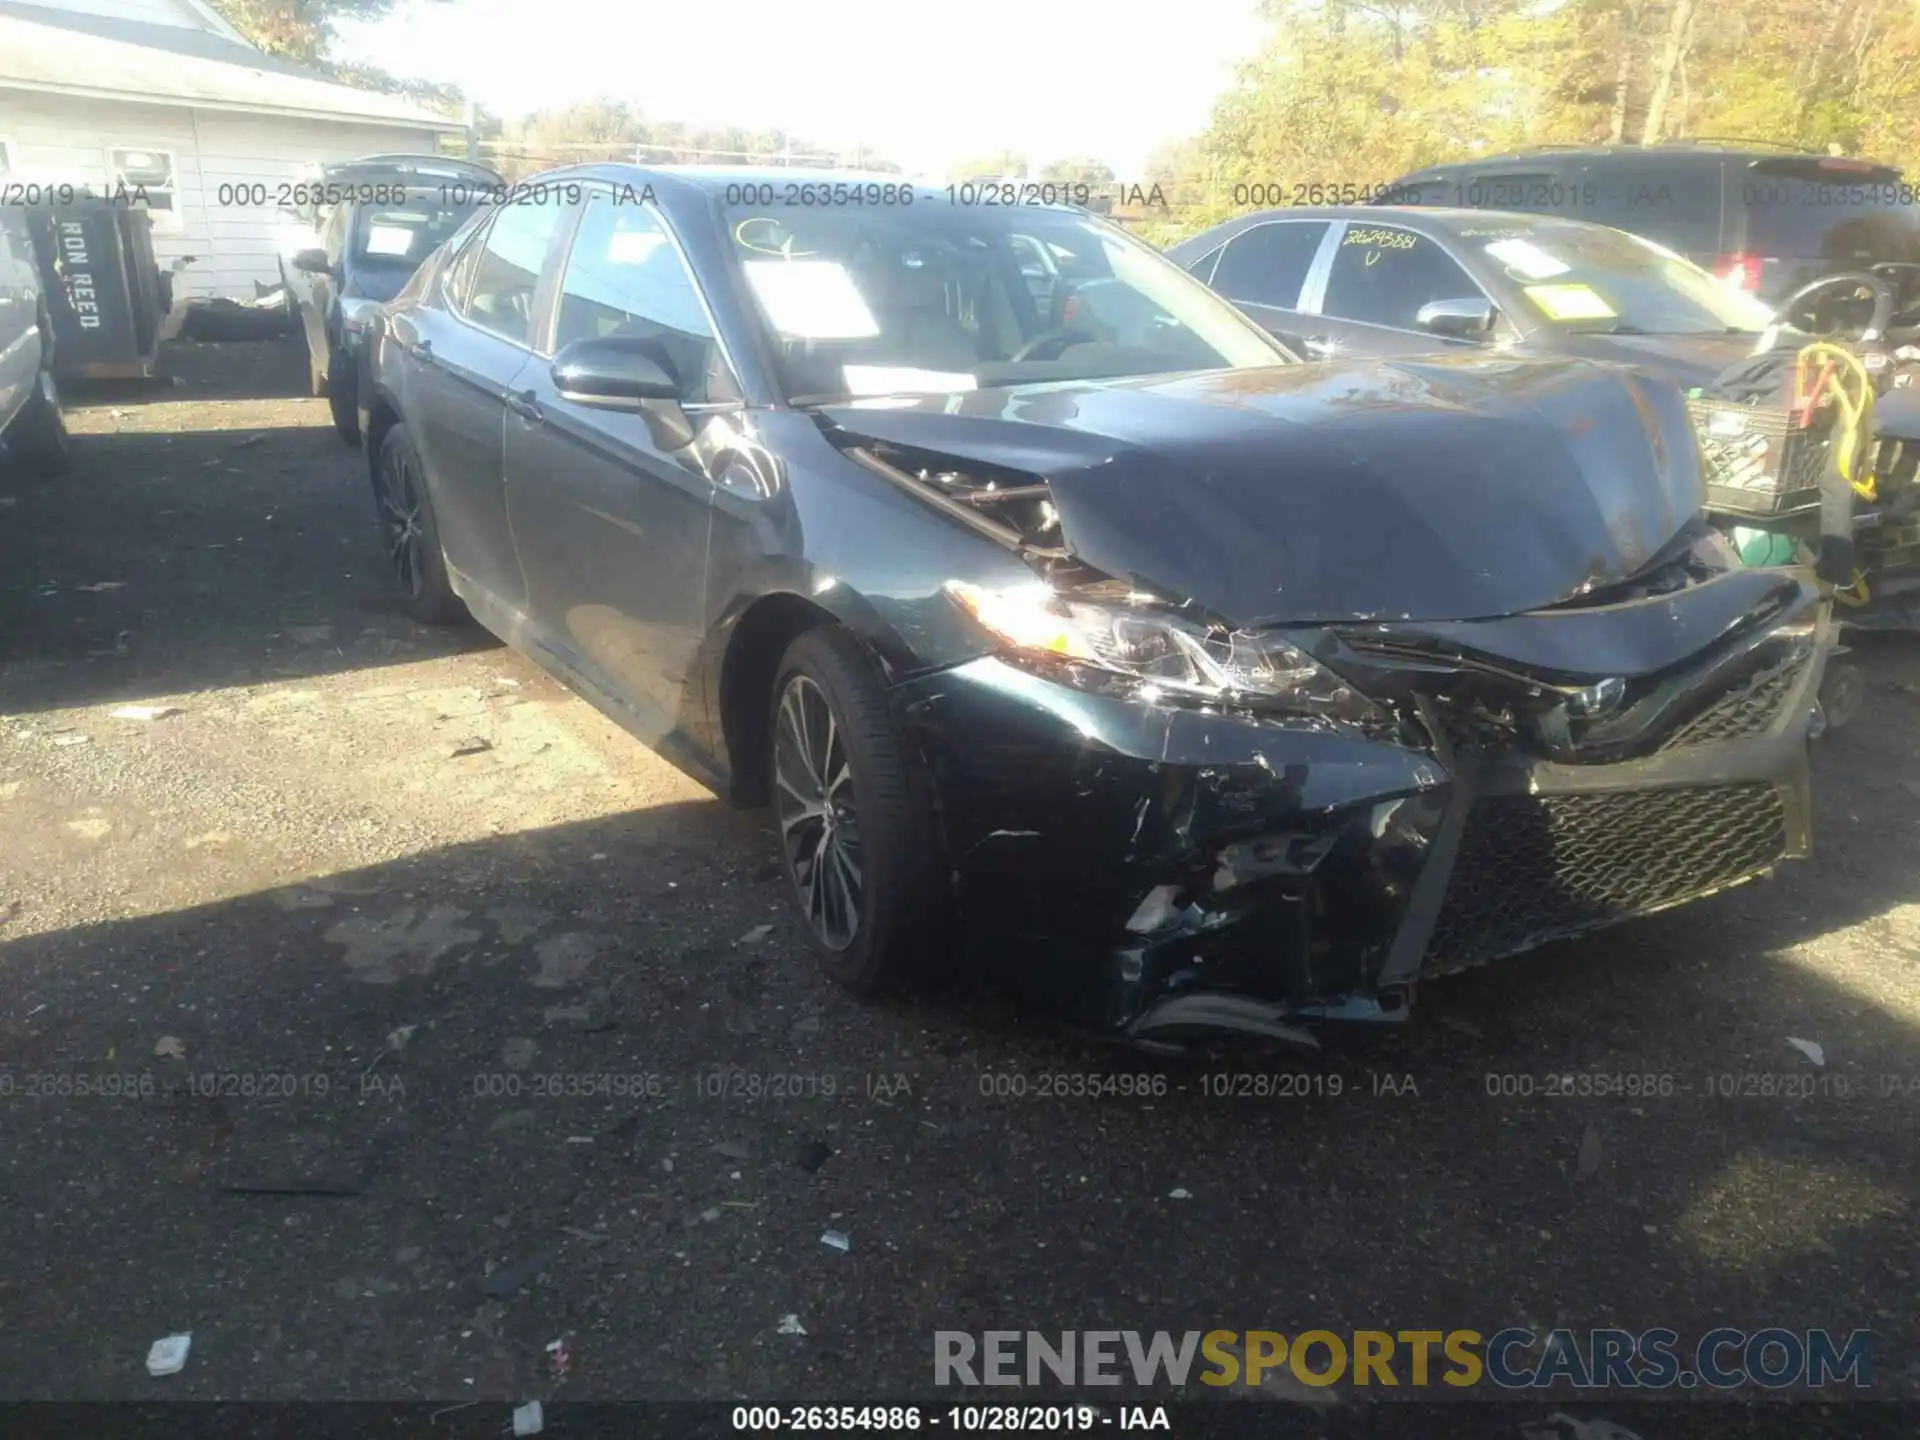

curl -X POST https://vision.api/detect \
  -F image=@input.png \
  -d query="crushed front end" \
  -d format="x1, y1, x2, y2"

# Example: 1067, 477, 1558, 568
893, 546, 1831, 1048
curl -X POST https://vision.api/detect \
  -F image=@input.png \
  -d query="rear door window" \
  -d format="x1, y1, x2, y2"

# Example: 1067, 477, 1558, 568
1739, 162, 1920, 261
1208, 221, 1331, 308
1451, 172, 1563, 214
1580, 160, 1725, 253
1321, 223, 1482, 330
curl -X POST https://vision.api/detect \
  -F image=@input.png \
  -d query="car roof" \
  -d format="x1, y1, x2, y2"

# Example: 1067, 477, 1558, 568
509, 162, 1090, 213
1184, 204, 1617, 240
1396, 143, 1899, 174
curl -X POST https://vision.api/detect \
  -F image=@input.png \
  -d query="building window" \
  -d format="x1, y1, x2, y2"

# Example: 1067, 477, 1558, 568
107, 147, 178, 225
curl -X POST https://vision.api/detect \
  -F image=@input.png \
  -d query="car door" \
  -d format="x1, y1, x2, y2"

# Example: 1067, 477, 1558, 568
1307, 221, 1496, 358
0, 207, 41, 429
404, 193, 570, 616
1201, 219, 1336, 354
291, 202, 344, 375
502, 189, 743, 744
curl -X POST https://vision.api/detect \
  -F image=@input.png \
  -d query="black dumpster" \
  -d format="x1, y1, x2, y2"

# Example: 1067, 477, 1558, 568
20, 191, 169, 380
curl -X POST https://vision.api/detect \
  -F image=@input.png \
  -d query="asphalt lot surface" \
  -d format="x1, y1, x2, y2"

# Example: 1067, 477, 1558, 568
1, 338, 1917, 1434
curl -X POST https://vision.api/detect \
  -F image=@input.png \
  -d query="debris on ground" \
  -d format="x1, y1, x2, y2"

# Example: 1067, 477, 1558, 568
793, 1139, 832, 1173
1169, 1187, 1193, 1199
546, 1337, 572, 1379
1787, 1037, 1827, 1068
737, 924, 773, 944
481, 1245, 558, 1298
821, 1229, 851, 1252
1577, 1125, 1603, 1179
386, 1024, 417, 1052
50, 734, 91, 747
153, 1036, 187, 1059
145, 1333, 192, 1376
712, 1141, 750, 1160
776, 1314, 807, 1335
488, 1109, 536, 1134
501, 1036, 537, 1070
1437, 1013, 1486, 1039
111, 705, 183, 722
511, 1400, 545, 1436
450, 737, 493, 758
233, 434, 265, 449
75, 582, 126, 593
283, 624, 332, 645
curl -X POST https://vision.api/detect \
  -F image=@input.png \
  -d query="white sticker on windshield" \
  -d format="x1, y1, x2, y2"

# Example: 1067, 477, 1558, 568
1484, 238, 1570, 280
607, 230, 668, 264
744, 260, 880, 340
363, 225, 415, 257
842, 365, 977, 396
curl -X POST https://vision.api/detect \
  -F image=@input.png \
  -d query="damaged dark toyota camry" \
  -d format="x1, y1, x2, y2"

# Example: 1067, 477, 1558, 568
357, 166, 1835, 1049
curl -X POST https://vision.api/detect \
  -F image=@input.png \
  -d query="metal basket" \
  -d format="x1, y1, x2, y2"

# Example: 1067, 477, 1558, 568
1687, 398, 1829, 519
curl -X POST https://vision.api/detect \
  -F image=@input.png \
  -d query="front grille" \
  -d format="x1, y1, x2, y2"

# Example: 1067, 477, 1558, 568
1687, 399, 1826, 518
1659, 646, 1813, 750
1422, 783, 1788, 976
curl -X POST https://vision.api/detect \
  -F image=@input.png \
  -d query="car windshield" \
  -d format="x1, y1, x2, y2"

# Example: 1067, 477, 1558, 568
1464, 219, 1777, 335
718, 194, 1287, 400
352, 195, 482, 268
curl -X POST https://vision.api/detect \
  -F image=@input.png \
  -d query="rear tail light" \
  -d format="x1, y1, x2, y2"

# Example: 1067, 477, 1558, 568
1714, 252, 1762, 292
1061, 293, 1080, 324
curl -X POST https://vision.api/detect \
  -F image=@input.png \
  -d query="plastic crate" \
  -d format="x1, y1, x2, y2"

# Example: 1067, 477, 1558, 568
1687, 398, 1828, 519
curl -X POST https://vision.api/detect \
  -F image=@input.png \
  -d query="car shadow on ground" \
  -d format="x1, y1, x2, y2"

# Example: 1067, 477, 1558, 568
3, 345, 500, 713
0, 798, 1914, 1406
64, 333, 313, 409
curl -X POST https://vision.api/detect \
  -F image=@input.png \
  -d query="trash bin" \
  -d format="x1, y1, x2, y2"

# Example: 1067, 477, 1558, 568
19, 190, 169, 380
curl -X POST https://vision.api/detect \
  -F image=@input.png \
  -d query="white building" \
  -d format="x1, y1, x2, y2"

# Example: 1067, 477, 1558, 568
0, 0, 465, 298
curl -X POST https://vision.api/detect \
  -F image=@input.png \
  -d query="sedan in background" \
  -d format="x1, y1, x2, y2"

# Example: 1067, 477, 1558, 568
1170, 206, 1787, 389
284, 154, 499, 441
357, 167, 1831, 1048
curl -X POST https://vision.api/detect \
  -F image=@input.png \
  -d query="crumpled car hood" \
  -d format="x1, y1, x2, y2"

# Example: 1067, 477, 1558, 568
822, 354, 1708, 624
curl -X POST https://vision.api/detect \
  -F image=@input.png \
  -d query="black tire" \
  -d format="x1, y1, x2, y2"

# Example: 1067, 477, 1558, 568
328, 346, 359, 444
7, 368, 72, 476
372, 422, 467, 626
770, 626, 953, 997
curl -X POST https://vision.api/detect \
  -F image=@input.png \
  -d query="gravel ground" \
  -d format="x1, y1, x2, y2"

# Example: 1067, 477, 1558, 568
1, 338, 1917, 1434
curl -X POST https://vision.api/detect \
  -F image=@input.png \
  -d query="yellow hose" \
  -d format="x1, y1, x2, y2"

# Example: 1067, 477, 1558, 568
1794, 342, 1878, 501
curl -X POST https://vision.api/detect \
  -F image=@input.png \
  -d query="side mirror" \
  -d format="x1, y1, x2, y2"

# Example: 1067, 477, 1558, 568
551, 335, 696, 449
1416, 297, 1496, 338
290, 247, 330, 275
551, 336, 682, 409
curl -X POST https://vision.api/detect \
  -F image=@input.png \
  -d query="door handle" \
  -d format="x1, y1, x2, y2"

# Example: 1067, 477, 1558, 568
505, 388, 544, 424
408, 338, 434, 365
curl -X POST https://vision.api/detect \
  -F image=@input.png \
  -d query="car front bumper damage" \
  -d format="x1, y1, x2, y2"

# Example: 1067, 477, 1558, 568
892, 574, 1832, 1048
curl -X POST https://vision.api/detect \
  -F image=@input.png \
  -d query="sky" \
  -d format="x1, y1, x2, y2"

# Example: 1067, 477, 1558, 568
332, 0, 1271, 179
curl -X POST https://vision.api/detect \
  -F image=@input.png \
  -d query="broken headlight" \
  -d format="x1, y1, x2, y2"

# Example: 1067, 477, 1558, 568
946, 580, 1379, 723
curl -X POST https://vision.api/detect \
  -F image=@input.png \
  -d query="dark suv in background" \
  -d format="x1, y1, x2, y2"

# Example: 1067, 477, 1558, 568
1384, 142, 1920, 304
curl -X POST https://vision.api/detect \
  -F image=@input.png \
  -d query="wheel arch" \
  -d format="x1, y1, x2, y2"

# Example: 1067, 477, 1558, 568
716, 590, 842, 807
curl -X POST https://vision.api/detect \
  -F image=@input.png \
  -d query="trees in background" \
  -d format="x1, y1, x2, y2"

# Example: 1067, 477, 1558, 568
1162, 0, 1920, 232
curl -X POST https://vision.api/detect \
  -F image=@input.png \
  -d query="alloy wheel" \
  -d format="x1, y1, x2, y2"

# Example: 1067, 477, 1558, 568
377, 442, 428, 598
774, 674, 862, 950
